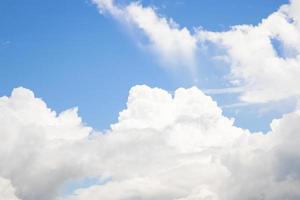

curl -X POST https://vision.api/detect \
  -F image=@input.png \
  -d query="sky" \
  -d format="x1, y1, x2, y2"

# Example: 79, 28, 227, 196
0, 0, 291, 132
1, 0, 300, 200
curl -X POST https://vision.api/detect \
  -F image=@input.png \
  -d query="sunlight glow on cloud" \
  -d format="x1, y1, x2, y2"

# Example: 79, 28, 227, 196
1, 86, 300, 200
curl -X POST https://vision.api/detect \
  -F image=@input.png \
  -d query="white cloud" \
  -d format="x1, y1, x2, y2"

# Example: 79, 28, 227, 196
64, 85, 300, 200
1, 86, 300, 200
0, 177, 20, 200
1, 1, 300, 200
92, 0, 197, 70
197, 0, 300, 103
94, 0, 300, 103
0, 87, 93, 200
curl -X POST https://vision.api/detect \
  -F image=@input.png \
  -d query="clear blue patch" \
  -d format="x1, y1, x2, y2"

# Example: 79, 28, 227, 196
271, 37, 298, 59
271, 38, 286, 58
60, 176, 111, 196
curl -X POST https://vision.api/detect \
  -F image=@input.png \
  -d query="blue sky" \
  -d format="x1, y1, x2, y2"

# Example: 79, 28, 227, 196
0, 0, 289, 132
2, 1, 300, 199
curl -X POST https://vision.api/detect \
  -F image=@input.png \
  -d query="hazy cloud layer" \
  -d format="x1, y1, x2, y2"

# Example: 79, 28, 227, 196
0, 86, 300, 200
93, 0, 300, 103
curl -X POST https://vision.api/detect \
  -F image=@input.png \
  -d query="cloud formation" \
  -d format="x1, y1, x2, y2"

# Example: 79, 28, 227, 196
1, 86, 300, 200
93, 0, 300, 103
0, 88, 92, 200
197, 0, 300, 103
93, 0, 197, 69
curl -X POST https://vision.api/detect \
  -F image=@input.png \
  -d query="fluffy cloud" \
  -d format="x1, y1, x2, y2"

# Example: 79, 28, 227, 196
197, 0, 300, 103
1, 86, 300, 200
64, 85, 300, 200
94, 0, 300, 103
0, 87, 92, 200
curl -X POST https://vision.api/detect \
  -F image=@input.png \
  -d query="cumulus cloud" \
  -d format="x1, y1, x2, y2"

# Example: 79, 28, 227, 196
1, 86, 300, 200
0, 87, 93, 200
93, 0, 300, 103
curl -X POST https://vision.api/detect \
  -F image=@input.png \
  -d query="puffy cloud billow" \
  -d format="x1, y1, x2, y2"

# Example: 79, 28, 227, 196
0, 88, 92, 200
0, 86, 300, 200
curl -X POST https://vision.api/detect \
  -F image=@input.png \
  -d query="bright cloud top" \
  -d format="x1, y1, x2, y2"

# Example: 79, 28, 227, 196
93, 0, 300, 103
1, 86, 300, 200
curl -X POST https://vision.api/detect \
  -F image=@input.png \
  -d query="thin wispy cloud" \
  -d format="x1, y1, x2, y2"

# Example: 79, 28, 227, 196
94, 0, 300, 104
203, 87, 244, 95
93, 0, 198, 71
